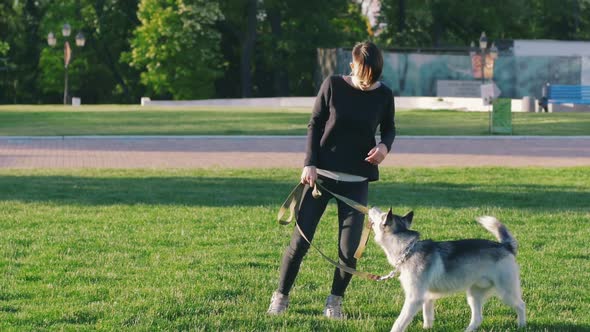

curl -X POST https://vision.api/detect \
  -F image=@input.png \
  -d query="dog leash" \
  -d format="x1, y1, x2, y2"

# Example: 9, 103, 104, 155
277, 180, 395, 281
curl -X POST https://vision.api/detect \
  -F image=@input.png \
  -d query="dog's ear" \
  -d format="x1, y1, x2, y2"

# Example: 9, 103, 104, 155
402, 211, 414, 228
385, 207, 394, 226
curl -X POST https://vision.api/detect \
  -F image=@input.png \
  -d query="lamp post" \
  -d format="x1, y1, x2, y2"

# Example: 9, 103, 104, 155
475, 32, 498, 84
47, 23, 85, 105
479, 32, 487, 84
472, 32, 499, 134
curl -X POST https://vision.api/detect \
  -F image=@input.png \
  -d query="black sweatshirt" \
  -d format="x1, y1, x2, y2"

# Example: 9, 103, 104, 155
304, 75, 396, 181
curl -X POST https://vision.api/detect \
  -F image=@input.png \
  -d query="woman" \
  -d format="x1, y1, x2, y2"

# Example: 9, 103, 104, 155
268, 41, 396, 319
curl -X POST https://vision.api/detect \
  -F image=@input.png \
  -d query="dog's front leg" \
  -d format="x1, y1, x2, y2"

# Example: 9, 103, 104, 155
422, 299, 435, 329
391, 297, 423, 332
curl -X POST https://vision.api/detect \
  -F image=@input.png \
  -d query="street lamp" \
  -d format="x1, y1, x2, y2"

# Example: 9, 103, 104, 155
75, 32, 86, 47
472, 32, 500, 134
474, 32, 498, 84
47, 32, 57, 47
479, 32, 488, 84
490, 42, 498, 59
62, 23, 71, 37
47, 23, 85, 105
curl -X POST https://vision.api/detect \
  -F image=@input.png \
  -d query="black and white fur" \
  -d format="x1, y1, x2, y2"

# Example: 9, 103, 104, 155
368, 208, 526, 332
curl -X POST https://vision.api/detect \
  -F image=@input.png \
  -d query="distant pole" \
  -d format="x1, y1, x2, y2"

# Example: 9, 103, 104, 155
47, 24, 85, 105
481, 54, 485, 84
479, 32, 488, 84
479, 32, 489, 133
64, 66, 69, 105
64, 40, 71, 105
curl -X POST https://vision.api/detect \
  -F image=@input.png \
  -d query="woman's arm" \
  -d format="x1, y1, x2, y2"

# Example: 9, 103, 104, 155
379, 93, 396, 152
304, 77, 331, 167
366, 93, 396, 165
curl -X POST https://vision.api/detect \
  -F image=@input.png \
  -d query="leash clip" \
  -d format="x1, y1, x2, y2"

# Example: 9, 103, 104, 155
378, 270, 398, 281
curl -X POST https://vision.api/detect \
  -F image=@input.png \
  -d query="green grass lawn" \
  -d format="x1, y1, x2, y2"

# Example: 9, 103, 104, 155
0, 168, 588, 331
0, 105, 589, 136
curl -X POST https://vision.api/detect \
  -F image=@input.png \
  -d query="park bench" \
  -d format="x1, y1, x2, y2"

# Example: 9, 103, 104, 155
538, 84, 590, 112
547, 84, 590, 105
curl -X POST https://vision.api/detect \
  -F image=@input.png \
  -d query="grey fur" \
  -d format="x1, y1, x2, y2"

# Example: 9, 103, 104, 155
368, 208, 526, 332
477, 215, 518, 254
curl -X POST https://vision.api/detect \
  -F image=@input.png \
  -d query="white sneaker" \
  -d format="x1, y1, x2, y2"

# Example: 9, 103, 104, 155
323, 294, 344, 319
267, 291, 289, 315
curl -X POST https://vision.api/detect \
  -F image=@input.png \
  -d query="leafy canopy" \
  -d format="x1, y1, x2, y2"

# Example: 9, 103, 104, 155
128, 0, 224, 99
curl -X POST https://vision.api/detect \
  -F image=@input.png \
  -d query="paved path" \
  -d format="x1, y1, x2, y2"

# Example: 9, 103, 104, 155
0, 136, 589, 169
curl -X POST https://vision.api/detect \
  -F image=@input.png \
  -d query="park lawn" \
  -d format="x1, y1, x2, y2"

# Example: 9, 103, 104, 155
0, 105, 589, 136
0, 168, 588, 331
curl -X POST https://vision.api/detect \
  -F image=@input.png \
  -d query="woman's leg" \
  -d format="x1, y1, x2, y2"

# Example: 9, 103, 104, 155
276, 183, 331, 295
330, 180, 368, 297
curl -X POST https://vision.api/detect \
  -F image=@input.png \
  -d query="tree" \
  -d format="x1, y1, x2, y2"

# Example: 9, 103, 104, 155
376, 0, 590, 48
0, 42, 8, 56
12, 0, 142, 104
0, 0, 26, 103
82, 0, 143, 103
128, 0, 224, 100
38, 1, 88, 102
525, 0, 590, 40
216, 0, 258, 98
217, 0, 369, 98
258, 0, 369, 95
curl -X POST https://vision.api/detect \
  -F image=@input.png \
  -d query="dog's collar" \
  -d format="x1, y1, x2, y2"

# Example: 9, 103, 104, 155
393, 238, 418, 269
377, 238, 419, 281
395, 238, 418, 267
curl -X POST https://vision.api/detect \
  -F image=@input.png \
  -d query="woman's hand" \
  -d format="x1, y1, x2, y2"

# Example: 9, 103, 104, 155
365, 143, 388, 165
301, 166, 317, 187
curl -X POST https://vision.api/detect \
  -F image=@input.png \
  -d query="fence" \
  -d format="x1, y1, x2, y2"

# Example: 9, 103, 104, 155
317, 48, 588, 99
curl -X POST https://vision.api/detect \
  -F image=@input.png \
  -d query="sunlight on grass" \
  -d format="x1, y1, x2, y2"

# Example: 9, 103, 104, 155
0, 168, 588, 330
0, 106, 588, 136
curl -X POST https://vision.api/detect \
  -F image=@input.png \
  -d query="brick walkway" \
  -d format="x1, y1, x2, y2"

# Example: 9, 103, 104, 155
0, 136, 589, 169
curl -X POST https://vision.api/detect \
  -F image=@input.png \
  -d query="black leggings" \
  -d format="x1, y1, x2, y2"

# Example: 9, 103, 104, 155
277, 177, 368, 297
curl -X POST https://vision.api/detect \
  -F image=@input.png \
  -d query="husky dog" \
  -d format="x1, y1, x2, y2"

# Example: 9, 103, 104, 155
368, 208, 526, 332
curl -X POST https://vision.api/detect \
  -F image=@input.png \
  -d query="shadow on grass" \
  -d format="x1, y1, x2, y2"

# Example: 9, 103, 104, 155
0, 175, 587, 211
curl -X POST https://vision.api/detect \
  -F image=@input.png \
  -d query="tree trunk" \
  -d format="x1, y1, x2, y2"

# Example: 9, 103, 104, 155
432, 3, 443, 47
398, 0, 406, 32
268, 7, 289, 96
90, 1, 133, 102
91, 40, 132, 102
241, 0, 257, 98
572, 0, 580, 39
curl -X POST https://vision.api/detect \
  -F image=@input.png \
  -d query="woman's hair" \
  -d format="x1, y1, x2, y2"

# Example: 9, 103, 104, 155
351, 41, 383, 90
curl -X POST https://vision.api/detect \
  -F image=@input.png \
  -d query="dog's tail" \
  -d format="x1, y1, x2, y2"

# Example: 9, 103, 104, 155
476, 216, 518, 255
